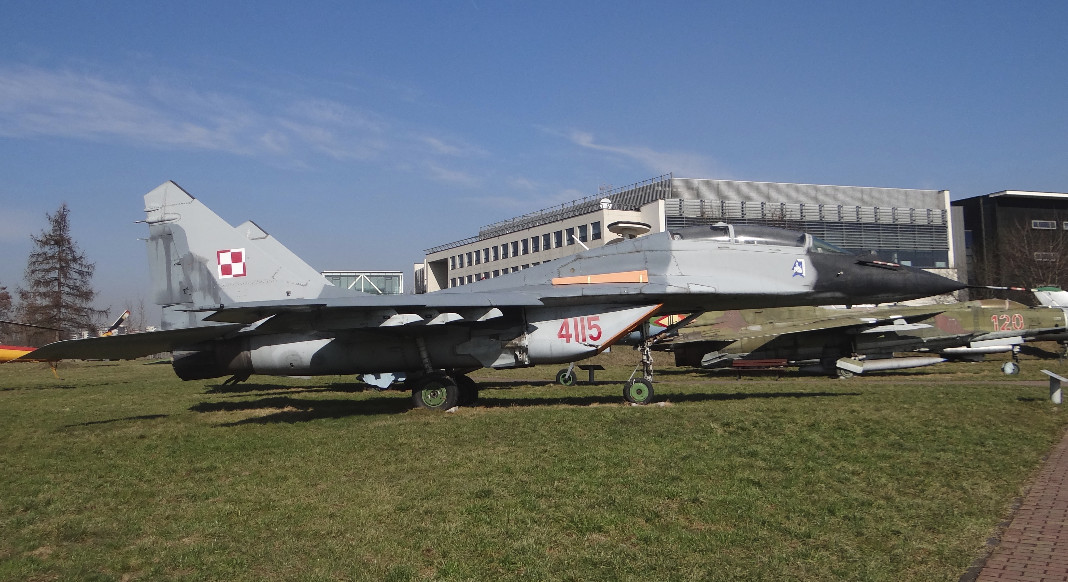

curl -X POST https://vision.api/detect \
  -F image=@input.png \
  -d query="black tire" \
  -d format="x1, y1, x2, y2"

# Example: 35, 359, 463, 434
411, 375, 460, 410
556, 368, 576, 386
454, 374, 479, 406
623, 378, 654, 405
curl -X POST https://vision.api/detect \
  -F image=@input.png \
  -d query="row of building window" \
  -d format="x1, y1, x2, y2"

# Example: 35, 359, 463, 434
1031, 220, 1068, 230
449, 222, 602, 271
450, 263, 543, 287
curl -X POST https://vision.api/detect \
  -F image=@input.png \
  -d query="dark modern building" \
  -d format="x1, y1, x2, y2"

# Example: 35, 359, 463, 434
952, 191, 1068, 297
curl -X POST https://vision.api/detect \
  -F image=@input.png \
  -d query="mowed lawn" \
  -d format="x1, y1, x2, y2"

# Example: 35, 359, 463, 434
1, 352, 1066, 581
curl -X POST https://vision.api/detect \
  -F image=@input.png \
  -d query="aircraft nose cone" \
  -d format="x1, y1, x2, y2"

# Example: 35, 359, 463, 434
814, 255, 965, 303
909, 267, 966, 297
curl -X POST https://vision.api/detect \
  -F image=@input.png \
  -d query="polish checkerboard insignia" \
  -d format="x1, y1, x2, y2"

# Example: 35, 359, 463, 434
217, 249, 246, 278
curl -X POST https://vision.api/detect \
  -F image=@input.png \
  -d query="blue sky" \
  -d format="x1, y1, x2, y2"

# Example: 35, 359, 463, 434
1, 1, 1066, 321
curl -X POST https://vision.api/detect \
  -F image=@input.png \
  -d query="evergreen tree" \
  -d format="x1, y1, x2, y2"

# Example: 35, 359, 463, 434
18, 204, 105, 342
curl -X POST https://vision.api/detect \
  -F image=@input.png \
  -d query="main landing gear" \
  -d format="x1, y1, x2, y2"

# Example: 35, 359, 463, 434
409, 372, 479, 410
408, 336, 479, 410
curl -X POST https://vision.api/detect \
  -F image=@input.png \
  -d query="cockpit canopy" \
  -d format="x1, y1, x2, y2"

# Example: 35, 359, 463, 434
667, 223, 850, 254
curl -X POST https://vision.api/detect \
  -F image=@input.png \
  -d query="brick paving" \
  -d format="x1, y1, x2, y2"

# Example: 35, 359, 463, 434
973, 428, 1068, 581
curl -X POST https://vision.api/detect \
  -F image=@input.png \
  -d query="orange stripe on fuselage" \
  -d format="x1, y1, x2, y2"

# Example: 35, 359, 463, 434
552, 270, 649, 286
0, 345, 36, 363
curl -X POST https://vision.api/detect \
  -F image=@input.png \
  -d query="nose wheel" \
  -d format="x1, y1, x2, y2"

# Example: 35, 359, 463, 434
623, 341, 657, 405
624, 377, 655, 404
620, 311, 704, 405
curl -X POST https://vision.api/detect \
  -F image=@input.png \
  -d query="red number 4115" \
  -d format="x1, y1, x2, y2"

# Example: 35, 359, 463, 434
558, 316, 603, 343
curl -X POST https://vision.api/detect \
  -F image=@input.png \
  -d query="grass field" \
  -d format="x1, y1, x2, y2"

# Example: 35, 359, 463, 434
1, 351, 1066, 581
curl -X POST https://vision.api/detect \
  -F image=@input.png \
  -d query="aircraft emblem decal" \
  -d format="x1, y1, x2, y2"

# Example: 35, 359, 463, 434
792, 258, 806, 278
217, 248, 247, 278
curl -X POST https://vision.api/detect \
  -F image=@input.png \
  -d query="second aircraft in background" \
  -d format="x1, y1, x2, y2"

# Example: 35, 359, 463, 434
640, 290, 1068, 377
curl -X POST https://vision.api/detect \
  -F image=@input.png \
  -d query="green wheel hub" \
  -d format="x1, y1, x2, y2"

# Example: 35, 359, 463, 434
418, 386, 448, 408
556, 369, 576, 386
624, 379, 654, 404
411, 376, 459, 410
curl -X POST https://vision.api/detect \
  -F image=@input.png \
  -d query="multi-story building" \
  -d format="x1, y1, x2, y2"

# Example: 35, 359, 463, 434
952, 190, 1068, 295
417, 175, 962, 294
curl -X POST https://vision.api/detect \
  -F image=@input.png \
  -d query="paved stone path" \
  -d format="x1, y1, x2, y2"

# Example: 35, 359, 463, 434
974, 428, 1068, 581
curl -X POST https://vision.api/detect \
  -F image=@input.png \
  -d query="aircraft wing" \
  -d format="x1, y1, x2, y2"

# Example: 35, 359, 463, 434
197, 291, 546, 332
18, 292, 550, 361
664, 308, 948, 368
673, 309, 944, 344
17, 324, 245, 362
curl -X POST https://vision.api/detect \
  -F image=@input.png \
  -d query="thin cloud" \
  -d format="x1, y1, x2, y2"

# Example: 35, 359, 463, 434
461, 187, 593, 218
0, 67, 254, 153
459, 194, 540, 214
427, 163, 483, 187
508, 176, 540, 191
276, 118, 387, 161
567, 130, 723, 178
419, 135, 486, 157
0, 65, 453, 167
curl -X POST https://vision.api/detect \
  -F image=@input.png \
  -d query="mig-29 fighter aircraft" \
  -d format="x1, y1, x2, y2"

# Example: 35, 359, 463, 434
19, 181, 964, 409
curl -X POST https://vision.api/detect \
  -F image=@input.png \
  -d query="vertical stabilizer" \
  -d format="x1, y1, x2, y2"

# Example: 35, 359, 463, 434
143, 182, 339, 328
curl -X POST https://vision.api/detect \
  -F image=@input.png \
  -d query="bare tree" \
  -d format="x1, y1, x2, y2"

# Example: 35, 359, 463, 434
983, 218, 1068, 304
121, 297, 149, 332
17, 204, 106, 343
0, 283, 13, 343
0, 284, 11, 322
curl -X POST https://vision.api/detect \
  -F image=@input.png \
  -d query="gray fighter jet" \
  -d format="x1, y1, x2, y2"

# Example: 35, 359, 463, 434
21, 181, 964, 409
